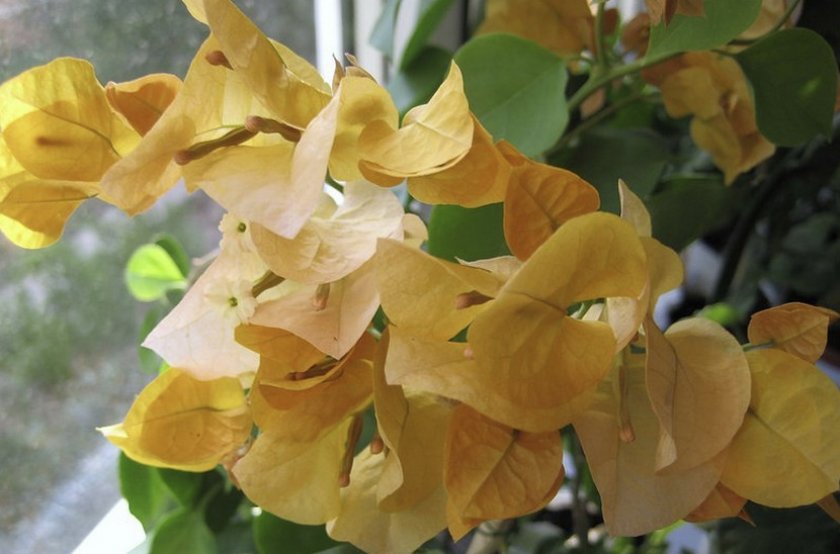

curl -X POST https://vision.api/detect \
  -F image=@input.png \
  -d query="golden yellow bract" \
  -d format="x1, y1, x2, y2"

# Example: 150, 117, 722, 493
648, 51, 775, 184
478, 0, 594, 56
445, 404, 565, 520
0, 57, 140, 182
99, 368, 251, 472
747, 301, 839, 363
467, 212, 648, 432
358, 62, 473, 183
721, 348, 840, 507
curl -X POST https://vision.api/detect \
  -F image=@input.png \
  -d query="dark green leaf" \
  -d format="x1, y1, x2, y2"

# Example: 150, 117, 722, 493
736, 28, 838, 146
253, 511, 340, 554
714, 502, 840, 554
388, 46, 451, 115
125, 243, 187, 302
204, 481, 244, 533
455, 33, 568, 156
154, 233, 191, 279
648, 176, 746, 251
508, 521, 563, 554
119, 453, 171, 531
215, 520, 257, 553
427, 203, 508, 262
313, 545, 365, 554
369, 0, 402, 58
400, 0, 455, 69
149, 509, 216, 554
647, 0, 762, 58
158, 468, 203, 508
551, 127, 671, 213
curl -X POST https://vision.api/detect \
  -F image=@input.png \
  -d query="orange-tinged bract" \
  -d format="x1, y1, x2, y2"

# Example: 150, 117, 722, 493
477, 0, 594, 56
6, 2, 840, 549
646, 51, 775, 184
747, 301, 839, 363
445, 404, 565, 520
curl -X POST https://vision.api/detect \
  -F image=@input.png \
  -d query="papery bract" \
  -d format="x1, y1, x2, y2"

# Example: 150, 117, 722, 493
445, 404, 565, 520
721, 348, 840, 507
99, 368, 251, 472
747, 302, 839, 363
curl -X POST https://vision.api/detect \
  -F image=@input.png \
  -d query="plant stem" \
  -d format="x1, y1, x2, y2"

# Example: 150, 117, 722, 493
566, 50, 678, 116
711, 153, 798, 302
569, 433, 591, 553
593, 0, 609, 73
548, 90, 659, 155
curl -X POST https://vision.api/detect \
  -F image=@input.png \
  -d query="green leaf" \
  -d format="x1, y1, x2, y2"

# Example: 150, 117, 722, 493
204, 480, 244, 533
119, 453, 171, 532
455, 33, 568, 156
313, 545, 365, 554
550, 127, 670, 213
125, 243, 187, 302
253, 511, 340, 554
158, 468, 203, 507
388, 46, 451, 115
647, 176, 746, 251
427, 203, 509, 262
736, 28, 838, 146
698, 302, 742, 327
400, 0, 455, 69
154, 233, 191, 279
139, 305, 166, 374
715, 502, 840, 554
369, 0, 402, 58
647, 0, 762, 58
149, 508, 216, 554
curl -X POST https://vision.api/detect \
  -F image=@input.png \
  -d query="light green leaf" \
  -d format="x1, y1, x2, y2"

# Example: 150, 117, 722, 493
125, 243, 187, 302
253, 511, 339, 554
369, 0, 402, 58
455, 33, 568, 156
154, 233, 191, 280
647, 0, 762, 58
149, 508, 216, 554
736, 28, 838, 146
387, 46, 451, 115
648, 176, 746, 251
400, 0, 455, 69
118, 453, 170, 532
427, 203, 509, 262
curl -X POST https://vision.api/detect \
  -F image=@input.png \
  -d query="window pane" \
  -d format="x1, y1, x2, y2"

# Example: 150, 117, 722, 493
0, 1, 316, 551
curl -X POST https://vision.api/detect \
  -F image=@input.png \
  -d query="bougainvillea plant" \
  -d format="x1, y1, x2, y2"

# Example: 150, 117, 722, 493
2, 0, 840, 552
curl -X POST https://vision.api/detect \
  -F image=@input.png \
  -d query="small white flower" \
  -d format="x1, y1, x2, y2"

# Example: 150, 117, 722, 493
219, 212, 256, 254
204, 278, 258, 326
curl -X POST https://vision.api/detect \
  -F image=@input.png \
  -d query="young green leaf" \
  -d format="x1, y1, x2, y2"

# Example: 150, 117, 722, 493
125, 243, 187, 302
